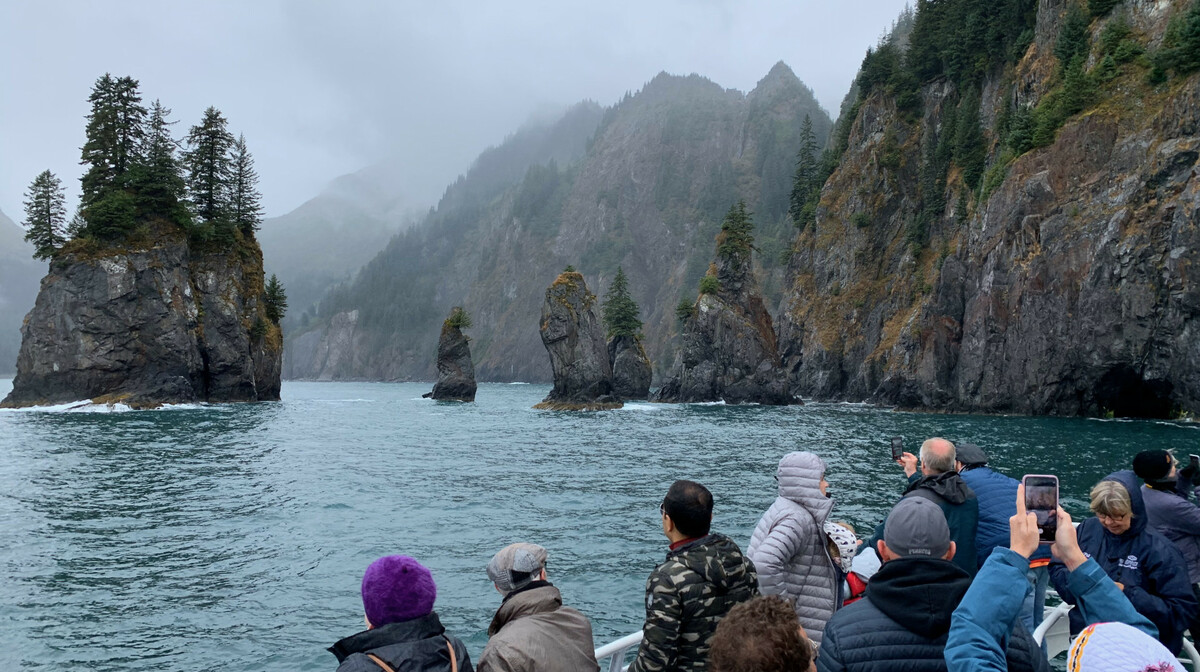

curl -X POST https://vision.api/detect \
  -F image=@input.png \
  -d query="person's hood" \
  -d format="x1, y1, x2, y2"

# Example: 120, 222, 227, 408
905, 471, 973, 505
1101, 470, 1149, 537
671, 533, 755, 594
328, 612, 445, 663
866, 557, 971, 639
488, 581, 562, 636
776, 451, 833, 522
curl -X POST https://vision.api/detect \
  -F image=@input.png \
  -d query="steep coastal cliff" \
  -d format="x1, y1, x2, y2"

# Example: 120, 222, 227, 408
2, 227, 281, 408
535, 271, 620, 410
777, 0, 1200, 417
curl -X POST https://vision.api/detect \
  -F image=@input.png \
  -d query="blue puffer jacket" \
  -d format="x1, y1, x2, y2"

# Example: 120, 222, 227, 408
816, 557, 1047, 672
958, 467, 1050, 568
1141, 473, 1200, 584
946, 547, 1158, 671
1048, 470, 1198, 654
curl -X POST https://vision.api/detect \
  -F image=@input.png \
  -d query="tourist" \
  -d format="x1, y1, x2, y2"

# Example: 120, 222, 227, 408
477, 542, 599, 672
1048, 471, 1198, 654
328, 555, 474, 672
817, 497, 1046, 672
708, 595, 816, 672
869, 437, 979, 577
946, 486, 1173, 671
954, 442, 1051, 633
1134, 449, 1200, 638
747, 451, 841, 646
627, 480, 759, 672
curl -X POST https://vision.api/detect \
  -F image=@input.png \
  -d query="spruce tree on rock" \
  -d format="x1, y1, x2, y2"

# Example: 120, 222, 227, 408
79, 74, 147, 238
229, 133, 263, 235
789, 114, 821, 229
22, 170, 68, 260
602, 267, 643, 338
184, 106, 235, 237
130, 99, 188, 223
264, 274, 288, 323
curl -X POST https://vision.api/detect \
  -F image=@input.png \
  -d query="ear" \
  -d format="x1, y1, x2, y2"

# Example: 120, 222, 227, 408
943, 541, 957, 562
663, 513, 676, 534
365, 614, 374, 630
876, 540, 894, 562
538, 567, 547, 581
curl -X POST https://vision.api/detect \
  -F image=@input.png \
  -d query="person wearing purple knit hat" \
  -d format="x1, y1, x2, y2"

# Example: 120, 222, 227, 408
329, 555, 474, 672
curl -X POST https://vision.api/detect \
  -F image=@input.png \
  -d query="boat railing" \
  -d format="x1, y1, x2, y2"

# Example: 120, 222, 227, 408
594, 631, 641, 672
1033, 599, 1200, 669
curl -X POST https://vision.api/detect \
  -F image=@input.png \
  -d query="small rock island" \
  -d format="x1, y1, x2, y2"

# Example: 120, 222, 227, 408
535, 269, 622, 411
602, 267, 651, 400
654, 202, 795, 405
1, 74, 282, 408
424, 306, 477, 402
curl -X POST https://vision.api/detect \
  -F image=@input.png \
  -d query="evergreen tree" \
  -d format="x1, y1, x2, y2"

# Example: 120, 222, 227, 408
130, 99, 188, 223
717, 201, 755, 270
229, 133, 263, 235
1055, 5, 1092, 75
184, 106, 235, 232
953, 92, 987, 190
446, 306, 472, 329
264, 274, 288, 323
601, 266, 643, 338
79, 74, 147, 238
22, 170, 68, 260
788, 114, 821, 229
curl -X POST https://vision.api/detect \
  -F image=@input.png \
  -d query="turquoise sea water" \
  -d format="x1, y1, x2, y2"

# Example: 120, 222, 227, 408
2, 379, 1199, 670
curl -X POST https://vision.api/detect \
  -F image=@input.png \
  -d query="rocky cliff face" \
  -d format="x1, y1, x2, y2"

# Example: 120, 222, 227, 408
535, 271, 620, 410
655, 209, 795, 405
428, 320, 477, 402
778, 0, 1200, 417
609, 334, 652, 399
1, 229, 282, 407
289, 64, 832, 383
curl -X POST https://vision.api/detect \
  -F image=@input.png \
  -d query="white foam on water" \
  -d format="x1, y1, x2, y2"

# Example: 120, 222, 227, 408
618, 403, 663, 412
507, 382, 530, 385
0, 401, 207, 414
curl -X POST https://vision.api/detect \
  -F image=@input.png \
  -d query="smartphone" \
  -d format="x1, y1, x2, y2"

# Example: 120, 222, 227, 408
1190, 455, 1199, 471
891, 436, 904, 461
1023, 475, 1059, 544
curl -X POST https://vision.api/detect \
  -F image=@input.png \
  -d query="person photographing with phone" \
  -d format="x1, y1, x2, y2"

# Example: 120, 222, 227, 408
1133, 449, 1200, 640
1048, 470, 1198, 654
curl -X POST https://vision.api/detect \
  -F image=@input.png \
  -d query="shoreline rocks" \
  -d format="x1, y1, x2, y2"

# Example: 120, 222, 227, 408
534, 271, 622, 411
609, 334, 652, 400
425, 309, 477, 402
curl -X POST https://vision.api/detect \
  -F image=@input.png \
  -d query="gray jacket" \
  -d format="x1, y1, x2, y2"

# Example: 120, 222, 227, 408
477, 582, 599, 672
747, 451, 838, 646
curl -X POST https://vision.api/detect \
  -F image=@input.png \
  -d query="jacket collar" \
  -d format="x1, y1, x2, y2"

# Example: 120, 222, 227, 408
488, 582, 562, 636
865, 557, 971, 639
905, 471, 972, 504
328, 612, 445, 663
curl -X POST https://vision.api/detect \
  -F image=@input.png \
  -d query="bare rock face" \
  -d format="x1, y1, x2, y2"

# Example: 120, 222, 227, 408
1, 231, 282, 408
654, 213, 796, 405
609, 334, 651, 399
535, 271, 621, 410
427, 320, 476, 402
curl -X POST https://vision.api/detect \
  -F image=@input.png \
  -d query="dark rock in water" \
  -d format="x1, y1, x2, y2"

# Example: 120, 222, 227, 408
429, 319, 477, 402
535, 271, 622, 411
609, 334, 651, 400
654, 204, 796, 405
1, 229, 282, 408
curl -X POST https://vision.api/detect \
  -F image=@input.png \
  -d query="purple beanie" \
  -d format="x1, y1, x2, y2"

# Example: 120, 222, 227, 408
361, 555, 437, 627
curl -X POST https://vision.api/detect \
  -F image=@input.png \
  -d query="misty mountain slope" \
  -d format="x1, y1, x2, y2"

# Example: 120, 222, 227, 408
291, 64, 832, 382
0, 209, 45, 374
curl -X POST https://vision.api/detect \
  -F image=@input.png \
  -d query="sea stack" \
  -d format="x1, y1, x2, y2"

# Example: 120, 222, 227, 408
426, 307, 477, 402
653, 202, 795, 405
609, 335, 651, 400
534, 270, 621, 410
1, 225, 282, 408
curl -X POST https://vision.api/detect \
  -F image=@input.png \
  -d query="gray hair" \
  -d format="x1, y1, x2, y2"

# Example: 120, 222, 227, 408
919, 438, 957, 474
1090, 481, 1132, 518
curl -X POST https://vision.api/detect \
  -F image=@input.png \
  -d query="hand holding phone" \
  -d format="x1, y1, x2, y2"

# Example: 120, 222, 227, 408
1023, 474, 1059, 544
890, 436, 904, 461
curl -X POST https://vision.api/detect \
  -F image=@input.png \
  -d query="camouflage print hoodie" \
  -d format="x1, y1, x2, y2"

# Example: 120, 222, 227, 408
627, 533, 759, 672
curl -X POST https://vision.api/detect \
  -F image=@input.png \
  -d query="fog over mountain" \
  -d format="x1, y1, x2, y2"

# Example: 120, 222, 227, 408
0, 209, 44, 374
0, 0, 912, 220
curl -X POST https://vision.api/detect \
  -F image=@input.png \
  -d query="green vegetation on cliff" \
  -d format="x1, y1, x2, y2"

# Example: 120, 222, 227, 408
21, 170, 68, 260
601, 267, 642, 338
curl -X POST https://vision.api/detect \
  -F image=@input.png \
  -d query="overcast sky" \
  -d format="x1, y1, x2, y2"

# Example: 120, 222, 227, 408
0, 0, 911, 222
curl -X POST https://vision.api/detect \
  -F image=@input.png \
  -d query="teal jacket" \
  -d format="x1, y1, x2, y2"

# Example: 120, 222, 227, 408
944, 547, 1157, 671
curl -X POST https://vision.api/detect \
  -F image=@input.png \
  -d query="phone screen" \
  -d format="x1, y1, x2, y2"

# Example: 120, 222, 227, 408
891, 436, 904, 461
1024, 475, 1058, 544
1190, 454, 1199, 471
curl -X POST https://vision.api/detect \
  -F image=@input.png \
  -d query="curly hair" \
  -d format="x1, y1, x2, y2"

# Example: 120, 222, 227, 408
708, 596, 813, 672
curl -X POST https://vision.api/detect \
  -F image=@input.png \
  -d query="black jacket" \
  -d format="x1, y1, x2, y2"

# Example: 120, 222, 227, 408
816, 557, 1047, 672
329, 612, 474, 672
903, 472, 980, 578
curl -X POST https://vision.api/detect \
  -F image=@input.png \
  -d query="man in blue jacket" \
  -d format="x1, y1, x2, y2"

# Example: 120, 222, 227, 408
954, 443, 1051, 635
1134, 449, 1200, 639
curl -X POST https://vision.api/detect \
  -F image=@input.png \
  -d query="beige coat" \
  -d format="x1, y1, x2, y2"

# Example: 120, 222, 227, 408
478, 583, 599, 672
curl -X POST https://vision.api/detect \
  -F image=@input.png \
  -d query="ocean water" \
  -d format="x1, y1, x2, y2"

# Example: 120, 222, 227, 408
2, 378, 1199, 670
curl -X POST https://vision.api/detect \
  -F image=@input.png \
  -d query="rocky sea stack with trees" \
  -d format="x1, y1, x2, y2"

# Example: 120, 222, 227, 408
654, 202, 795, 405
1, 74, 283, 408
425, 306, 477, 402
535, 269, 621, 411
602, 267, 652, 399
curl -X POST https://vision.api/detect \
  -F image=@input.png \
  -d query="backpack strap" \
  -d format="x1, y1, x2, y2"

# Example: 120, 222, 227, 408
445, 636, 458, 672
365, 653, 396, 672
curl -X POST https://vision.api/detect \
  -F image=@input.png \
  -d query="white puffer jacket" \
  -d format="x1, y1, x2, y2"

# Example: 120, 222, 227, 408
747, 451, 838, 646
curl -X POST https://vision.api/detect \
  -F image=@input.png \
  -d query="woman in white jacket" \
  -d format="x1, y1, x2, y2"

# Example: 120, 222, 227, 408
747, 451, 840, 647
